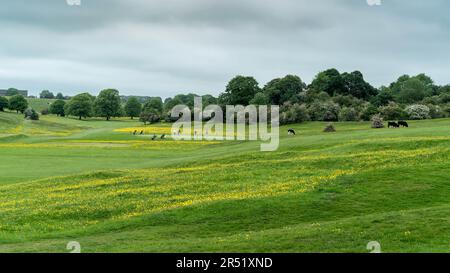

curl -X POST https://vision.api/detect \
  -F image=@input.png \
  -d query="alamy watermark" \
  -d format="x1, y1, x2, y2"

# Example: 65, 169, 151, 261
367, 241, 382, 253
170, 97, 280, 152
67, 241, 81, 253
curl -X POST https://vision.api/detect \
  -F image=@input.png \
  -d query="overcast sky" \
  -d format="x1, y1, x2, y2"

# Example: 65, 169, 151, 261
0, 0, 449, 98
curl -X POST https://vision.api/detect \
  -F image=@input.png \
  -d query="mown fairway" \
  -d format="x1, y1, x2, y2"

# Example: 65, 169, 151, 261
0, 111, 449, 253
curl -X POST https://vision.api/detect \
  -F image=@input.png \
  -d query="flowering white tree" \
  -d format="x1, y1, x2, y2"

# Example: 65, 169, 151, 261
405, 104, 430, 120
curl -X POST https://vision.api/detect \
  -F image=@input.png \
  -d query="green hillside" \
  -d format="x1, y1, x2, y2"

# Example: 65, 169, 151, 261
27, 98, 57, 112
0, 111, 449, 253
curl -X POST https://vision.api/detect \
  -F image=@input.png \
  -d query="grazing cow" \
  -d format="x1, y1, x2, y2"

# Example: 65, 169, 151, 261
288, 129, 296, 135
398, 121, 409, 128
388, 122, 399, 128
140, 130, 144, 135
161, 134, 166, 140
133, 130, 137, 135
152, 135, 157, 141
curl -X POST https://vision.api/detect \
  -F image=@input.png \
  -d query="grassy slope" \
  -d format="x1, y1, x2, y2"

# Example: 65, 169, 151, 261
0, 111, 449, 253
27, 98, 57, 112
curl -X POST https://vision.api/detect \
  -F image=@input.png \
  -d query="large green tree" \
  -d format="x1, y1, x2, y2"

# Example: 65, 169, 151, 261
389, 74, 434, 103
371, 86, 394, 107
202, 94, 218, 107
397, 78, 430, 103
263, 75, 305, 105
164, 94, 217, 112
49, 99, 66, 116
8, 95, 28, 113
65, 93, 94, 120
56, 92, 65, 100
143, 97, 164, 115
40, 90, 55, 99
309, 69, 346, 97
0, 97, 8, 111
341, 71, 377, 100
5, 88, 20, 96
94, 89, 122, 121
250, 92, 269, 105
141, 97, 164, 124
219, 76, 260, 105
124, 97, 142, 119
164, 97, 183, 113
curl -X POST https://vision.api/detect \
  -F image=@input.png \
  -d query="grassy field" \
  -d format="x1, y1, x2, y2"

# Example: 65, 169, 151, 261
27, 98, 57, 112
0, 110, 449, 253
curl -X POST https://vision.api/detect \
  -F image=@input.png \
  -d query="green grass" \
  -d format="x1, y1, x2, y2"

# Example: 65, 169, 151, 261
27, 98, 57, 112
0, 110, 449, 253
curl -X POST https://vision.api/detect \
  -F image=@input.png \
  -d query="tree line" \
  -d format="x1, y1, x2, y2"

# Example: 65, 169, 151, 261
2, 68, 450, 123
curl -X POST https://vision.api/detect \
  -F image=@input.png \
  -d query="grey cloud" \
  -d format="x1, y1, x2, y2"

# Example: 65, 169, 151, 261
0, 0, 449, 98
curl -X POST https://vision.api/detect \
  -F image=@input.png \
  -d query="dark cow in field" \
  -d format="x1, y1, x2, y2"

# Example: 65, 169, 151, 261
133, 130, 137, 135
398, 121, 409, 128
140, 130, 144, 135
151, 135, 157, 141
161, 134, 166, 140
288, 129, 296, 135
388, 122, 399, 128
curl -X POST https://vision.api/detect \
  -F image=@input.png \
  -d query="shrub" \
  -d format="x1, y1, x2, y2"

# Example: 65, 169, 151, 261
323, 123, 336, 132
422, 96, 440, 105
333, 95, 364, 108
41, 108, 49, 115
405, 104, 430, 120
379, 102, 405, 120
280, 104, 310, 125
361, 104, 379, 121
443, 104, 450, 118
24, 108, 39, 120
427, 104, 444, 119
308, 101, 340, 121
140, 112, 161, 125
371, 114, 384, 128
439, 93, 450, 104
316, 92, 331, 102
339, 107, 360, 121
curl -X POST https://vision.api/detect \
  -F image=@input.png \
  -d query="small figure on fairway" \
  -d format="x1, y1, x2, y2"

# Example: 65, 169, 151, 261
288, 129, 296, 136
152, 135, 157, 141
161, 134, 166, 140
133, 130, 137, 135
140, 130, 144, 135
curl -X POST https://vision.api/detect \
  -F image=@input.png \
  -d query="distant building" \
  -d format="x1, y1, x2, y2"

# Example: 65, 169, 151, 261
0, 89, 28, 97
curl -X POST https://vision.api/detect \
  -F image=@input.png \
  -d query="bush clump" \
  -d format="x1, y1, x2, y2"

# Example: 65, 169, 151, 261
41, 108, 49, 115
308, 101, 340, 121
339, 107, 360, 121
280, 103, 310, 125
360, 104, 379, 121
24, 108, 39, 120
426, 104, 444, 119
323, 123, 336, 132
379, 102, 405, 120
405, 104, 430, 120
371, 114, 384, 128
